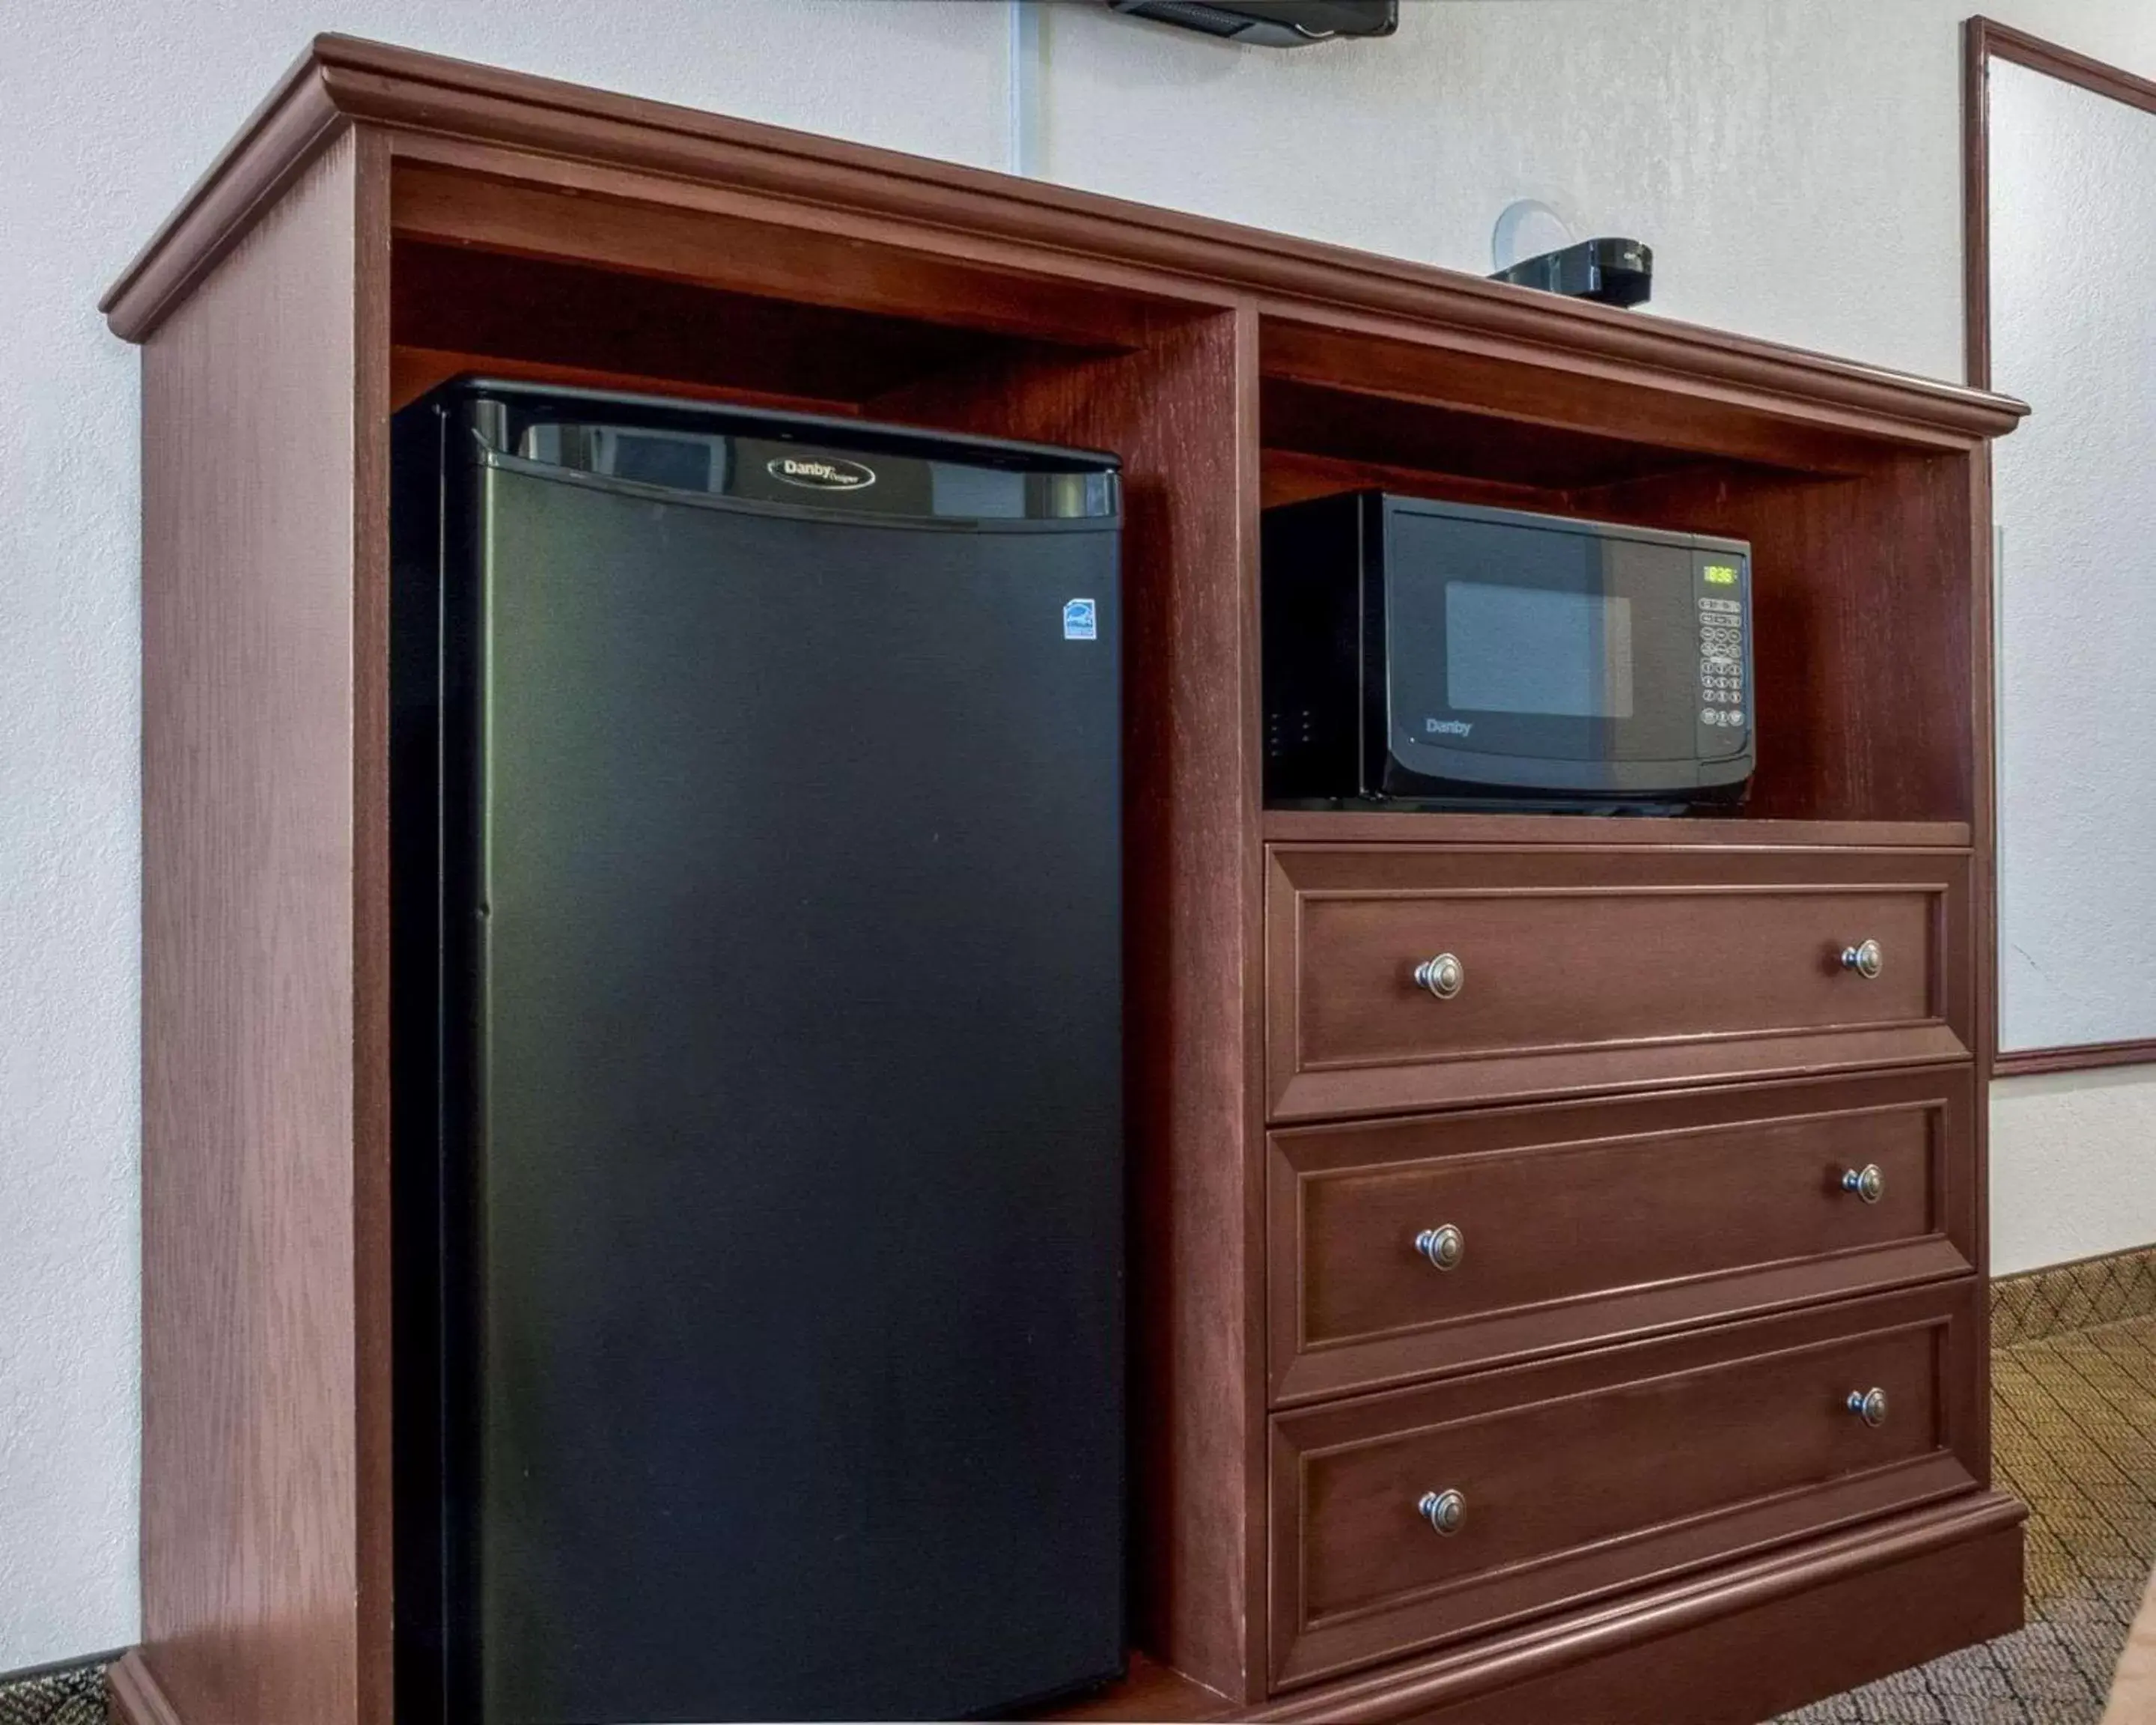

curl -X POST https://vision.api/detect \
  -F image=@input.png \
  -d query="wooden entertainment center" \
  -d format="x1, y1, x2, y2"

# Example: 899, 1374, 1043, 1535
105, 37, 2027, 1725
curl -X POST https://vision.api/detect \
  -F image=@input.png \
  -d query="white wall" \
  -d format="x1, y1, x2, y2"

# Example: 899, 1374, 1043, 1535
5, 0, 2155, 1673
1038, 0, 2156, 378
1994, 1067, 2156, 1274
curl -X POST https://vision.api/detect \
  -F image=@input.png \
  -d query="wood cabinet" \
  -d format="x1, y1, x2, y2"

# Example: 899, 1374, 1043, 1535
106, 35, 2026, 1725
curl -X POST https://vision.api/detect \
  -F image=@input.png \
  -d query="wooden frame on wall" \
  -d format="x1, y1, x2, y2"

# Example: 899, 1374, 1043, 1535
1963, 16, 2156, 1079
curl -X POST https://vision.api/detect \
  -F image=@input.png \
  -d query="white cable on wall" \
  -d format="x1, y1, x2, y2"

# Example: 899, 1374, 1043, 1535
1008, 0, 1045, 177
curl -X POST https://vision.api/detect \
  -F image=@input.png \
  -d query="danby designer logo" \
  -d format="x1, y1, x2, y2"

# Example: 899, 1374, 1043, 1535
767, 454, 877, 491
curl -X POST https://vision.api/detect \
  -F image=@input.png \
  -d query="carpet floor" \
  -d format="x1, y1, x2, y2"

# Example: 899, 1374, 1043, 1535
10, 1316, 2153, 1725
1778, 1312, 2156, 1724
0, 1663, 103, 1725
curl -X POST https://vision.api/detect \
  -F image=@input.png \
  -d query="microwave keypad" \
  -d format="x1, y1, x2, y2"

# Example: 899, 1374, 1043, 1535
1697, 596, 1745, 728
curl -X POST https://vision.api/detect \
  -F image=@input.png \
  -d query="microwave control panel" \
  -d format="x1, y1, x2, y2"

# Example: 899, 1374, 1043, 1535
1695, 560, 1748, 750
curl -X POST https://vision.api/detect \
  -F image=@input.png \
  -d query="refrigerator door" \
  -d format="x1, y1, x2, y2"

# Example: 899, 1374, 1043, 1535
458, 459, 1123, 1721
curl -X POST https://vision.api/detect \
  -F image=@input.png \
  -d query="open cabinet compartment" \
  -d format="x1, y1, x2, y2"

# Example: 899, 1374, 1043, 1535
1258, 315, 1982, 829
384, 158, 1261, 1715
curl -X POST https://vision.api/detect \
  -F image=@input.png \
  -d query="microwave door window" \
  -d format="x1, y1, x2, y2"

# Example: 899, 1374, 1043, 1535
1444, 582, 1635, 719
1384, 514, 1699, 767
1385, 513, 1607, 761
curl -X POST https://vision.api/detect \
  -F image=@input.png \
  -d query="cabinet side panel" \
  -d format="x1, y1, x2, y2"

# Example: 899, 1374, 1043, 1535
139, 131, 377, 1725
352, 130, 396, 1725
1967, 445, 1997, 1485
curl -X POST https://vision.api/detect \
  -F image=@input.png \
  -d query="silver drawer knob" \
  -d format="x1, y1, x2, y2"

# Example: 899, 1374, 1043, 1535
1415, 953, 1465, 999
1848, 1387, 1889, 1427
1414, 1224, 1465, 1271
1418, 1488, 1466, 1535
1841, 939, 1884, 980
1842, 1164, 1885, 1204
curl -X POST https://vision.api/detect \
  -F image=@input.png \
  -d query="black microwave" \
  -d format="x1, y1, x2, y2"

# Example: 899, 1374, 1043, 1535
1262, 492, 1754, 812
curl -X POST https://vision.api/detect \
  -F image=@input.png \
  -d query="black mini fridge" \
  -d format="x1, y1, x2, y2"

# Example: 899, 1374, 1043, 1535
389, 381, 1124, 1723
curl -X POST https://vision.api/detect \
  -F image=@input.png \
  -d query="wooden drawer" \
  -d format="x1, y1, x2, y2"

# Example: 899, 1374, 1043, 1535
1265, 845, 1971, 1121
1267, 1068, 1976, 1404
1267, 1279, 1982, 1691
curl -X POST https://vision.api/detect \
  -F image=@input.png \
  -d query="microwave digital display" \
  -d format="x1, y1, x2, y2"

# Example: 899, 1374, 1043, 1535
1261, 491, 1753, 813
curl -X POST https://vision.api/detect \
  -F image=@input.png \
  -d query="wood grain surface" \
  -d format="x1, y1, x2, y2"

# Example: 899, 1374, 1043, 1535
1268, 1066, 1977, 1404
1583, 454, 1979, 827
1259, 810, 1973, 849
1266, 844, 1973, 1120
1267, 1280, 1982, 1689
137, 132, 392, 1725
1994, 1037, 2156, 1077
389, 237, 1077, 409
1251, 1497, 2025, 1724
107, 1652, 184, 1725
103, 40, 2028, 462
1038, 1494, 2026, 1723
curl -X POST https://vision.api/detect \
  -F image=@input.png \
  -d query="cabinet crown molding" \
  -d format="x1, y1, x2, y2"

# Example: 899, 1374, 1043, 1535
105, 34, 2026, 455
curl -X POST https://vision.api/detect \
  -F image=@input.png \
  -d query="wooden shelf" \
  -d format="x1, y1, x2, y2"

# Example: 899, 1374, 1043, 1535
1261, 811, 1973, 850
1258, 374, 1755, 495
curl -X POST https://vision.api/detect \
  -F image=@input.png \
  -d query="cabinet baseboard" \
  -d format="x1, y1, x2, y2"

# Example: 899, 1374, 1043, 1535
1246, 1492, 2026, 1725
109, 1651, 185, 1725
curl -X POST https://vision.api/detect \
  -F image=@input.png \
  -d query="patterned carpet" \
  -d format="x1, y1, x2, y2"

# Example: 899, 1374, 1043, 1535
0, 1663, 103, 1725
8, 1303, 2155, 1725
1778, 1312, 2156, 1724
